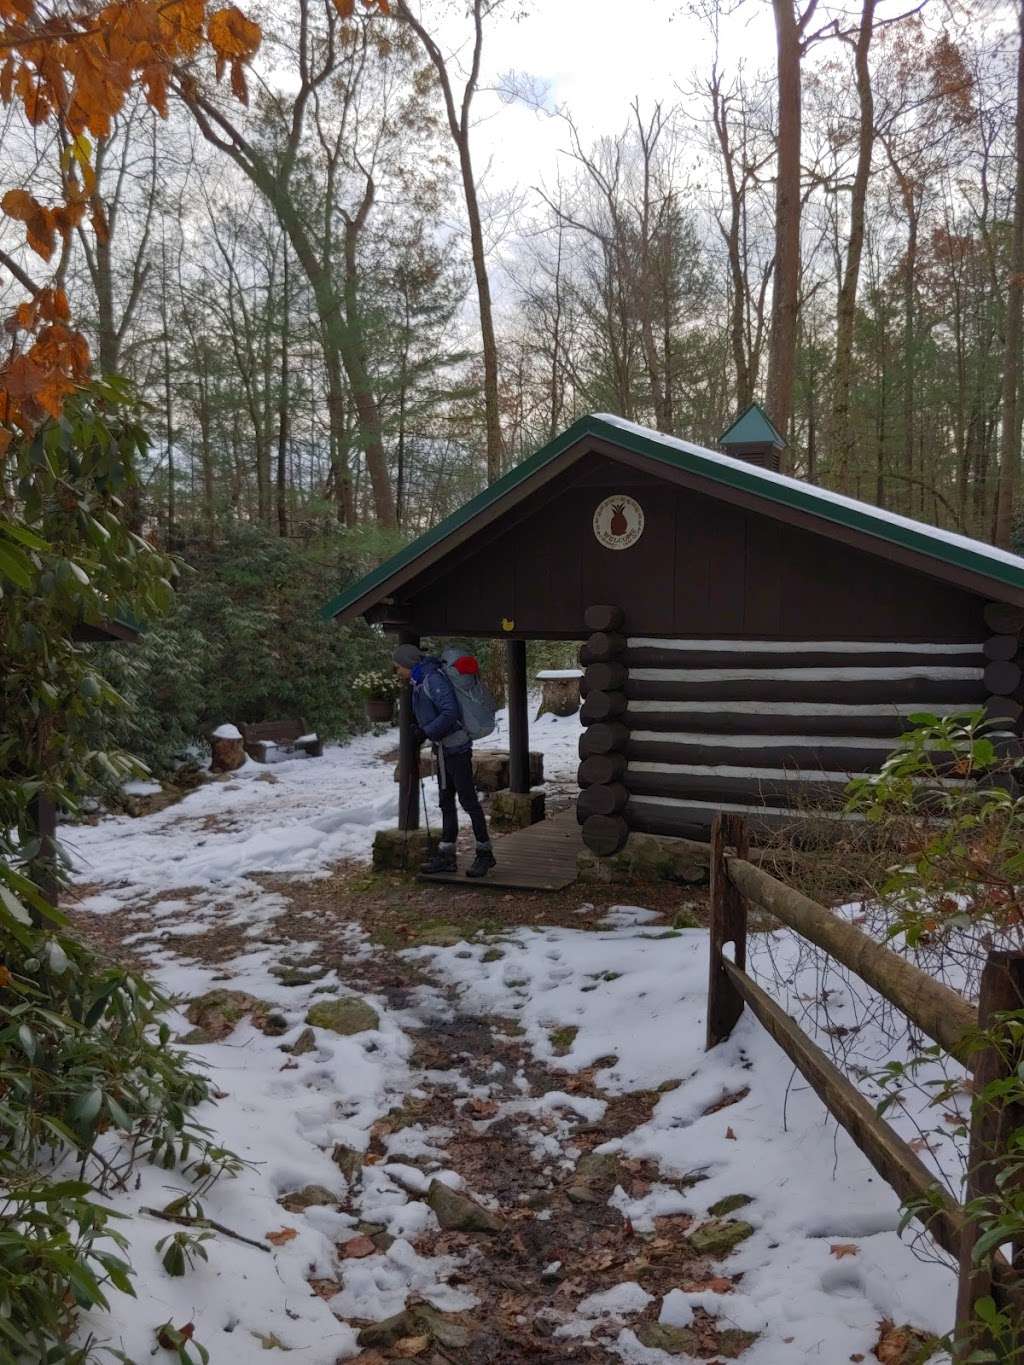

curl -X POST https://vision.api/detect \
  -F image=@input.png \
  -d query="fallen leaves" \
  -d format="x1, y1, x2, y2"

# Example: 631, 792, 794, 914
393, 1336, 430, 1358
265, 1226, 298, 1246
340, 1235, 377, 1259
462, 1096, 499, 1120
155, 1321, 195, 1351
701, 1086, 750, 1116
874, 1318, 936, 1363
830, 1243, 859, 1259
679, 1274, 733, 1294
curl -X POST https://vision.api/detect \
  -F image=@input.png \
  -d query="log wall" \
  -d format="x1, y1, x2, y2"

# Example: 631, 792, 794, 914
578, 618, 1024, 846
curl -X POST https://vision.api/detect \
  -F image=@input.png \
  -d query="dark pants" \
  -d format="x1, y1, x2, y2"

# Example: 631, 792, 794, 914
437, 746, 490, 847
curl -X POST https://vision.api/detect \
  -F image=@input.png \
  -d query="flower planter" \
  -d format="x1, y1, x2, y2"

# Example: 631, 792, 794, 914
365, 697, 395, 724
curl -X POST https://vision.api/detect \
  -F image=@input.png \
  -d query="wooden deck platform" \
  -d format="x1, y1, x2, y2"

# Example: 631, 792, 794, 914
420, 806, 582, 892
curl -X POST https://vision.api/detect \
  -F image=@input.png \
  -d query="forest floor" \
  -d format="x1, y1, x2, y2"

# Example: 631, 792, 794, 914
63, 719, 960, 1365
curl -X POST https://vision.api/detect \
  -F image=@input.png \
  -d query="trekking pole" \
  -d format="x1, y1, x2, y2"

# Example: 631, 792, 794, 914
420, 774, 432, 847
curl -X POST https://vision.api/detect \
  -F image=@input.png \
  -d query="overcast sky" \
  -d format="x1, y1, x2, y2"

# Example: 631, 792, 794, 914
451, 0, 776, 201
416, 0, 778, 307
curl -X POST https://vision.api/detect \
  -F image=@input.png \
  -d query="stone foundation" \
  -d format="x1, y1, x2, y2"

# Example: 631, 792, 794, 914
577, 832, 709, 886
490, 789, 546, 829
372, 827, 435, 873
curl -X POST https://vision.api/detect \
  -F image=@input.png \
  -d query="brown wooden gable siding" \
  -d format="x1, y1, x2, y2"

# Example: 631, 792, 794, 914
396, 454, 985, 642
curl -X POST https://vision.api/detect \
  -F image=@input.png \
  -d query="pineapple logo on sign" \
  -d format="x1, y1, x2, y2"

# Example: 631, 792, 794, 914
593, 494, 644, 550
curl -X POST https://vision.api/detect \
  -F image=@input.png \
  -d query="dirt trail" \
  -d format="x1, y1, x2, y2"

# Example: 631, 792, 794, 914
71, 861, 764, 1363
337, 930, 752, 1363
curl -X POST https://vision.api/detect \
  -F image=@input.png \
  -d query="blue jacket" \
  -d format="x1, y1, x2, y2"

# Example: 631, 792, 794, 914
411, 658, 470, 752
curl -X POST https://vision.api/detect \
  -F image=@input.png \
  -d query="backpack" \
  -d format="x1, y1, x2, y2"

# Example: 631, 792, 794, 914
440, 647, 498, 740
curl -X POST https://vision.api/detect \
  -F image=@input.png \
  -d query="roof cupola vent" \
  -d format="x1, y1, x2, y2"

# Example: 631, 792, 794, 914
719, 402, 786, 472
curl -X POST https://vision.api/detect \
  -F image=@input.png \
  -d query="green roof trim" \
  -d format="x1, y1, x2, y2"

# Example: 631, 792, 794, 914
719, 401, 786, 449
321, 414, 1024, 623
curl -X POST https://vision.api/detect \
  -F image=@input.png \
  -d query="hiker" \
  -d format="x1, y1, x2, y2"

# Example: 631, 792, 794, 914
392, 643, 496, 879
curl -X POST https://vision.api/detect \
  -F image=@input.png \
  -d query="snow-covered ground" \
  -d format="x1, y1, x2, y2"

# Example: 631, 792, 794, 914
415, 920, 958, 1361
67, 705, 963, 1363
68, 706, 582, 902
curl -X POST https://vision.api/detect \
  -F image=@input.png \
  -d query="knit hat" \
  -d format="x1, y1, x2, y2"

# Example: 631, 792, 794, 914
392, 643, 424, 669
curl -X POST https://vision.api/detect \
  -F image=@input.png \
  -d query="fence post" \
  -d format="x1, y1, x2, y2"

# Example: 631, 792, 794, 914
953, 949, 1024, 1362
706, 813, 749, 1050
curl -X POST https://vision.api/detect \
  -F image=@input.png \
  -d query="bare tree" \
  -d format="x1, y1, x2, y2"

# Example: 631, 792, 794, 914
393, 0, 504, 480
831, 0, 877, 485
175, 3, 398, 526
697, 60, 775, 409
995, 0, 1024, 548
764, 0, 807, 445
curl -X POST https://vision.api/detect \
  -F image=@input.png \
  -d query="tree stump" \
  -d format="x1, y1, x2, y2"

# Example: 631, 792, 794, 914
536, 670, 582, 718
210, 724, 245, 772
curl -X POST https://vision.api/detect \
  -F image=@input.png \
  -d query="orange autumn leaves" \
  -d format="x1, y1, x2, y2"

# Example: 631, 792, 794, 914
0, 0, 260, 141
0, 0, 261, 448
1, 284, 88, 434
0, 0, 391, 447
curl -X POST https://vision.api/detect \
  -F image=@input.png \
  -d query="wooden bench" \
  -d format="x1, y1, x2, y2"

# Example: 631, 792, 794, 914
239, 720, 323, 763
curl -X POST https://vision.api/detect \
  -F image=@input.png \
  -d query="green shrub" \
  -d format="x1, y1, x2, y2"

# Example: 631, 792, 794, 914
847, 712, 1024, 1360
90, 525, 399, 775
1, 384, 240, 1358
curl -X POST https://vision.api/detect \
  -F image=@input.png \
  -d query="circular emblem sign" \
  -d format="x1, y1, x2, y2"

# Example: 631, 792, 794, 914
593, 494, 644, 551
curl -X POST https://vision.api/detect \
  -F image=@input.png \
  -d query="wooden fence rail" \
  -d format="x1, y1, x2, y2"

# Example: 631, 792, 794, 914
705, 813, 1024, 1361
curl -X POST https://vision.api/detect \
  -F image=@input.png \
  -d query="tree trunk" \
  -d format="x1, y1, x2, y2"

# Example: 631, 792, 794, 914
995, 1, 1024, 548
341, 220, 397, 528
197, 372, 215, 541
458, 135, 503, 482
902, 198, 919, 517
324, 348, 354, 525
395, 0, 502, 482
833, 0, 876, 488
160, 240, 175, 545
277, 244, 290, 538
766, 0, 802, 454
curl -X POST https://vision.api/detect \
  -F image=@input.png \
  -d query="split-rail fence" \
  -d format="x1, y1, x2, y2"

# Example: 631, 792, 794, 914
705, 813, 1023, 1361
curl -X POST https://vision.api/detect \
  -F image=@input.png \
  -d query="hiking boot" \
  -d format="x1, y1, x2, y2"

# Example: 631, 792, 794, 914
421, 849, 457, 875
466, 846, 496, 879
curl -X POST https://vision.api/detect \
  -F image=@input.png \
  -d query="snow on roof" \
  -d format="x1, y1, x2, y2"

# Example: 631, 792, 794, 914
594, 413, 1024, 578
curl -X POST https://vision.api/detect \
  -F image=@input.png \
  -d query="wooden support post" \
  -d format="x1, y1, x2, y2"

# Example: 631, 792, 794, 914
506, 638, 530, 795
706, 813, 749, 1050
396, 629, 421, 832
954, 949, 1024, 1362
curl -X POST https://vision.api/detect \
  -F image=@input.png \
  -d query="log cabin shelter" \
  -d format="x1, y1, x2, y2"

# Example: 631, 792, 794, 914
322, 411, 1024, 862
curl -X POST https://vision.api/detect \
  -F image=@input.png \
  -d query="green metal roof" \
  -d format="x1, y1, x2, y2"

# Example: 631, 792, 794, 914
321, 413, 1024, 622
720, 401, 786, 449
